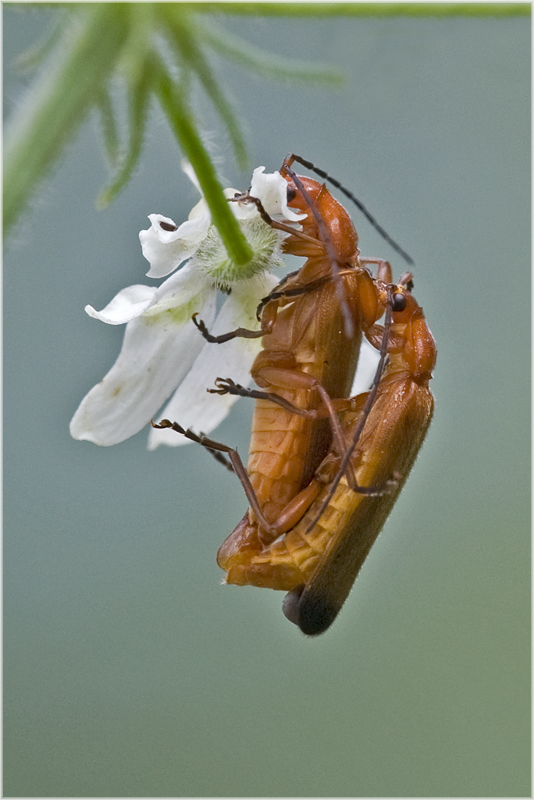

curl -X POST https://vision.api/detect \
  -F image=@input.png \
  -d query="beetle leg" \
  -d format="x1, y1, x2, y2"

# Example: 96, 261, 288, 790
231, 193, 327, 247
202, 446, 235, 473
191, 313, 265, 345
359, 258, 392, 284
151, 419, 280, 540
210, 376, 358, 488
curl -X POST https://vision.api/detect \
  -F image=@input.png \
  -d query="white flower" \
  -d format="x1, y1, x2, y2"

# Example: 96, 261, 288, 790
70, 167, 304, 448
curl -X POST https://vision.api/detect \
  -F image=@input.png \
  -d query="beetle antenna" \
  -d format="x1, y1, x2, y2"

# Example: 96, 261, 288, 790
286, 154, 414, 266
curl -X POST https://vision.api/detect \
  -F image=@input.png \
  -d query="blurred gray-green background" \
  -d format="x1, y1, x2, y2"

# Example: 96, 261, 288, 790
4, 7, 530, 797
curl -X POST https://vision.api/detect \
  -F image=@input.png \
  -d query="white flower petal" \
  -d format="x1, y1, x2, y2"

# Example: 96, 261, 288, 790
85, 284, 157, 325
223, 187, 262, 223
144, 261, 208, 316
187, 197, 208, 220
230, 195, 264, 222
71, 163, 301, 450
250, 167, 306, 222
148, 271, 279, 449
350, 337, 381, 396
140, 212, 211, 279
70, 288, 217, 446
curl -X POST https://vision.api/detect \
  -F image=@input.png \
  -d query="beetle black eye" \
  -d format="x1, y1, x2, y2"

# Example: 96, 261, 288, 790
391, 293, 406, 312
286, 186, 297, 203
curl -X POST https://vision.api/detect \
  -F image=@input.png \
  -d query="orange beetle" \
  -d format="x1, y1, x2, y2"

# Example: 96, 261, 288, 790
217, 276, 436, 635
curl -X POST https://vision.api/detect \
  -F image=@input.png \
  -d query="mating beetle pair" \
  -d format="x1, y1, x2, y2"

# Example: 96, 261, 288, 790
154, 154, 436, 636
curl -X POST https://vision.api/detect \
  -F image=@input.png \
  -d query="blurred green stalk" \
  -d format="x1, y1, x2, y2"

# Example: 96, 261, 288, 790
4, 5, 127, 234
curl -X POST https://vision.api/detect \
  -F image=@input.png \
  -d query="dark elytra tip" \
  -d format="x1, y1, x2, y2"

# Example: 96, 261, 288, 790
282, 586, 339, 637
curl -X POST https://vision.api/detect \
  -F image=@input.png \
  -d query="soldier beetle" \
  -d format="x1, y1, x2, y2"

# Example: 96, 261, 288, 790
153, 156, 421, 634
171, 155, 412, 544
216, 275, 436, 635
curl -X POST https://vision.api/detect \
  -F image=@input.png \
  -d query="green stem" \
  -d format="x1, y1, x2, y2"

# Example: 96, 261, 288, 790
200, 19, 343, 85
96, 86, 121, 168
162, 9, 248, 170
181, 2, 530, 16
97, 68, 151, 208
154, 59, 252, 267
4, 4, 129, 234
